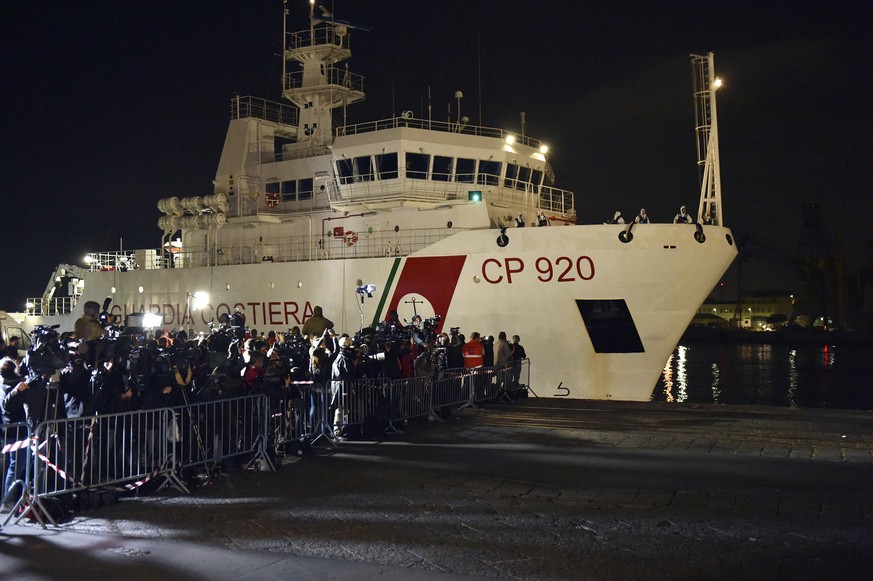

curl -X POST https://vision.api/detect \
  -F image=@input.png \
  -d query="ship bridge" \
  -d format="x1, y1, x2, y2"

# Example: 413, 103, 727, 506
326, 115, 575, 218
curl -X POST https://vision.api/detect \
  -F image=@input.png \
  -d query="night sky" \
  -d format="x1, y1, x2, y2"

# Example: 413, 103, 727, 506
3, 1, 871, 311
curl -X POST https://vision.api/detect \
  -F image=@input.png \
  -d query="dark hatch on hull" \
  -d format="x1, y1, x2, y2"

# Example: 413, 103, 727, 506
575, 299, 645, 353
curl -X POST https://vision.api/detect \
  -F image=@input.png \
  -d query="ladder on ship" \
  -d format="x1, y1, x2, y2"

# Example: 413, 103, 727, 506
692, 52, 723, 226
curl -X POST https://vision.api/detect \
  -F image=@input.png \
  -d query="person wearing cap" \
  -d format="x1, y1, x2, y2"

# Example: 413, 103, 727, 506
330, 334, 355, 438
673, 205, 691, 224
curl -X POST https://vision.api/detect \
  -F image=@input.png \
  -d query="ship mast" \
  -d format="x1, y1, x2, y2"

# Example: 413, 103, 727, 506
692, 52, 723, 226
281, 1, 366, 151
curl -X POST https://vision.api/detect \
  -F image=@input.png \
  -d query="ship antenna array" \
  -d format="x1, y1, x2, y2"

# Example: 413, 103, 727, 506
691, 52, 723, 226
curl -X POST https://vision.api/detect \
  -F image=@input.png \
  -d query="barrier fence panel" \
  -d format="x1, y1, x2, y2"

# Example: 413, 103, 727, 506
387, 376, 431, 426
2, 421, 31, 526
169, 394, 275, 472
28, 407, 173, 524
334, 378, 392, 437
430, 369, 473, 414
268, 381, 322, 456
470, 367, 499, 404
492, 365, 515, 403
513, 358, 532, 396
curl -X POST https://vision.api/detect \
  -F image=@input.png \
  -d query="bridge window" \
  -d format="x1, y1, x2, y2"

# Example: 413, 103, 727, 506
455, 158, 476, 183
354, 155, 374, 181
516, 166, 532, 191
376, 152, 398, 179
433, 155, 453, 182
531, 169, 543, 193
406, 152, 430, 180
281, 180, 296, 202
504, 163, 518, 189
477, 160, 502, 186
336, 158, 354, 185
298, 178, 313, 200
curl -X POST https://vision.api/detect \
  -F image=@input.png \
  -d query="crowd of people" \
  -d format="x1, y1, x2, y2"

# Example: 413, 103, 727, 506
1, 301, 528, 512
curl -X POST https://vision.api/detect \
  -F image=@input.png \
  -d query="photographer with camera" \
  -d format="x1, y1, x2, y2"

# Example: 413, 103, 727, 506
431, 332, 451, 379
1, 357, 26, 513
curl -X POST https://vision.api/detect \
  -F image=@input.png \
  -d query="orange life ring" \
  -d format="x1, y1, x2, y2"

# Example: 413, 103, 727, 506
344, 230, 358, 247
265, 192, 280, 208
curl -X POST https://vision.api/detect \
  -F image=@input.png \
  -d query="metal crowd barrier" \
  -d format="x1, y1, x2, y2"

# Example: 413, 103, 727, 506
165, 393, 275, 481
268, 381, 329, 456
387, 376, 432, 427
26, 407, 171, 525
431, 368, 473, 414
5, 363, 532, 529
333, 377, 392, 437
13, 394, 274, 528
332, 360, 533, 436
2, 421, 31, 527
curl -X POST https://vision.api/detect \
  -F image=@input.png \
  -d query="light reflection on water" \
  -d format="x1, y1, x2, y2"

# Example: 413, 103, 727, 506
661, 346, 689, 403
652, 341, 873, 410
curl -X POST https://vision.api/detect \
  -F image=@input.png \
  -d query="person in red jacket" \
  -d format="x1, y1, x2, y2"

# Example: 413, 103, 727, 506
462, 332, 484, 368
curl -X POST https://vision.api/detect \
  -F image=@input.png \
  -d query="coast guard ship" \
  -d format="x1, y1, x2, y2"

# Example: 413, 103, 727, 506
16, 2, 736, 401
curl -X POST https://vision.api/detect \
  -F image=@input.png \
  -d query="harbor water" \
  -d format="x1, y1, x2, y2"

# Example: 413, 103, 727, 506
652, 340, 873, 410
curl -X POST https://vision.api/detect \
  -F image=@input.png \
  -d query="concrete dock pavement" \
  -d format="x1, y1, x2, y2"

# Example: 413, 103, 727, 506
2, 398, 873, 579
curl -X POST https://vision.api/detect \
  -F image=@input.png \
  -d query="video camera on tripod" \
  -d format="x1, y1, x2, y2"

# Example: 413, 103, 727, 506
24, 324, 69, 383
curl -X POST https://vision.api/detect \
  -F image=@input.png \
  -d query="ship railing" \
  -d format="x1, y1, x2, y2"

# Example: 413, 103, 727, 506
337, 116, 543, 150
150, 228, 454, 269
75, 230, 446, 274
333, 177, 574, 216
83, 251, 140, 272
283, 66, 364, 94
538, 186, 575, 215
335, 176, 471, 204
24, 296, 79, 317
287, 22, 351, 53
230, 95, 298, 127
273, 144, 333, 162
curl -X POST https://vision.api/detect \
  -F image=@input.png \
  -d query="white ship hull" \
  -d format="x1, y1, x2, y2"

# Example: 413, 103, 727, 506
19, 223, 735, 401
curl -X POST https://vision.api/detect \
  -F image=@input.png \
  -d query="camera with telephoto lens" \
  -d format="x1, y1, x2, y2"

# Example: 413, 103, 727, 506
24, 324, 69, 380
